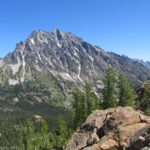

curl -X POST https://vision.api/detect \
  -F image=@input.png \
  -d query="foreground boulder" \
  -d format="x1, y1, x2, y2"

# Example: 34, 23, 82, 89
65, 107, 150, 150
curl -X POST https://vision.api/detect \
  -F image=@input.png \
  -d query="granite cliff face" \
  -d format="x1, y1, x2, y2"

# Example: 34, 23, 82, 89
0, 29, 150, 106
66, 107, 150, 150
0, 29, 150, 86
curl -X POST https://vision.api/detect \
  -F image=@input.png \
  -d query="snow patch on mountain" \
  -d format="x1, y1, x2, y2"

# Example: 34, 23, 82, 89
30, 38, 35, 45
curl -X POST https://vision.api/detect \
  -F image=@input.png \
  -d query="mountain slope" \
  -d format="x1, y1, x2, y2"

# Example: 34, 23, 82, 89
0, 29, 150, 106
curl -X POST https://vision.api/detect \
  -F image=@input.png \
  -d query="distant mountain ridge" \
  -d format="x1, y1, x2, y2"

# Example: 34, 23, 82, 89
0, 29, 150, 106
135, 59, 150, 69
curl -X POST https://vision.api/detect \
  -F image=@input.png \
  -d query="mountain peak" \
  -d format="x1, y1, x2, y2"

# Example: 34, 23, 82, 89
51, 28, 61, 33
30, 30, 47, 38
25, 30, 50, 47
51, 28, 63, 41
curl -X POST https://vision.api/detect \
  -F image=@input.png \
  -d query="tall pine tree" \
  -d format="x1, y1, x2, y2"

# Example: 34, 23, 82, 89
73, 88, 87, 128
85, 81, 97, 114
137, 80, 150, 114
103, 67, 117, 109
118, 74, 134, 107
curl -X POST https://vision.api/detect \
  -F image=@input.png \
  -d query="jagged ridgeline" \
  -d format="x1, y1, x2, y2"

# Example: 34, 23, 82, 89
0, 29, 150, 108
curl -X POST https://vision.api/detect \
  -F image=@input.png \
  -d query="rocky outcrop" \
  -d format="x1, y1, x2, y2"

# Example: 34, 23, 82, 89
65, 107, 150, 150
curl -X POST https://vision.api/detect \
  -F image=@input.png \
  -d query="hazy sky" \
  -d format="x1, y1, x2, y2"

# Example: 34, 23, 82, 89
0, 0, 150, 61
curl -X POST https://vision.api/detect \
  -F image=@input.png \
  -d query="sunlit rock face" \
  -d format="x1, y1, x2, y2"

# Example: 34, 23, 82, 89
66, 107, 150, 150
0, 29, 150, 95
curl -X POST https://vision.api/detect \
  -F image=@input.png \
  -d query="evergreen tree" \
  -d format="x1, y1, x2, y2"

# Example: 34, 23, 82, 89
40, 120, 48, 134
85, 81, 99, 114
68, 109, 76, 131
73, 88, 87, 128
103, 67, 117, 109
55, 116, 68, 146
118, 74, 134, 107
137, 80, 150, 114
26, 119, 34, 135
22, 129, 28, 150
49, 132, 56, 149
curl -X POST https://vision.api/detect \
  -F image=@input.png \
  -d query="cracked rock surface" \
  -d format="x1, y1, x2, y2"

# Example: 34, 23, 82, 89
65, 107, 150, 150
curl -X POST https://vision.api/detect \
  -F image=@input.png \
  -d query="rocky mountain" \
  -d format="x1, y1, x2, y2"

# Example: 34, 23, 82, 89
1, 29, 150, 85
145, 61, 150, 69
135, 59, 150, 69
65, 107, 150, 150
0, 29, 150, 106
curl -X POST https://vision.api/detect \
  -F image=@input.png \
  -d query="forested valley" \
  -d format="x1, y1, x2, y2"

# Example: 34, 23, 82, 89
0, 67, 150, 149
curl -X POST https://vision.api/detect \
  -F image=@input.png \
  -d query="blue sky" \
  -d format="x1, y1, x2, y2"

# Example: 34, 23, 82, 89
0, 0, 150, 61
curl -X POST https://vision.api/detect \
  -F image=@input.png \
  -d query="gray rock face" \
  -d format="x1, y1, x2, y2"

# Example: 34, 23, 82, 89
65, 107, 150, 150
135, 59, 150, 69
0, 29, 150, 89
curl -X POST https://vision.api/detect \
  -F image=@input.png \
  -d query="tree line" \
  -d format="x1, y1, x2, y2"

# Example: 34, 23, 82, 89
73, 67, 135, 128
